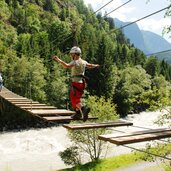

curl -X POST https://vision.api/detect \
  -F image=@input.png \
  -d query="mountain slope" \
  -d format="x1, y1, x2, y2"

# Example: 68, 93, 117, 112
142, 30, 171, 53
114, 18, 148, 54
114, 18, 171, 63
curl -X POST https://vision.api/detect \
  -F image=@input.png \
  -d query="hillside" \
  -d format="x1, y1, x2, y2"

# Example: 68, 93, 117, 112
114, 18, 171, 63
0, 0, 171, 118
142, 30, 171, 63
114, 18, 148, 54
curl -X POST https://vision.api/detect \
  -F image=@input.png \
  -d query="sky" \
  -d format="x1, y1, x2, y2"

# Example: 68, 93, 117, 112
83, 0, 171, 43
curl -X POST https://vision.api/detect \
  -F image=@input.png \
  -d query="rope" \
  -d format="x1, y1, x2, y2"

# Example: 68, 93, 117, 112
146, 49, 171, 57
93, 0, 114, 14
119, 5, 171, 30
122, 144, 171, 161
104, 0, 132, 17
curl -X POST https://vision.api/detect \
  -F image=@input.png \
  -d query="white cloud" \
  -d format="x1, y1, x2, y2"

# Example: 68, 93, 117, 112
138, 18, 171, 34
84, 0, 171, 42
84, 0, 135, 21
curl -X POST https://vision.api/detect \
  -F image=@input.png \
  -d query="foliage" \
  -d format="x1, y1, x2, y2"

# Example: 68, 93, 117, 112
0, 0, 171, 117
114, 65, 151, 115
144, 56, 160, 78
59, 142, 171, 171
47, 63, 68, 108
155, 107, 171, 127
135, 142, 171, 171
86, 96, 118, 121
138, 75, 171, 112
59, 96, 118, 166
59, 146, 81, 166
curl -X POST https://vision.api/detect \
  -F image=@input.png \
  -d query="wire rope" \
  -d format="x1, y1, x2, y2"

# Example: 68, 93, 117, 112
104, 0, 132, 17
122, 144, 171, 161
119, 5, 171, 30
93, 0, 114, 14
146, 49, 171, 57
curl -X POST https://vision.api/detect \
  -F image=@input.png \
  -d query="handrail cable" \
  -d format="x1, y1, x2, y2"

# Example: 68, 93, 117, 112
119, 5, 171, 30
104, 0, 132, 17
146, 49, 171, 57
93, 0, 114, 14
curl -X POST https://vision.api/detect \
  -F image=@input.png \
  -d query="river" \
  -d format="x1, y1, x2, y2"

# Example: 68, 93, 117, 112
0, 110, 168, 171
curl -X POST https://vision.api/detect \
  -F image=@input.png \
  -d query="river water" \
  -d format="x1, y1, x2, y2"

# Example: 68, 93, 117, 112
0, 110, 168, 171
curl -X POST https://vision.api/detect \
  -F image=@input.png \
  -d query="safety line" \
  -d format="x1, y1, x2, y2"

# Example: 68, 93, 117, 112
146, 49, 171, 57
93, 0, 114, 14
119, 5, 171, 30
104, 0, 132, 17
122, 144, 171, 161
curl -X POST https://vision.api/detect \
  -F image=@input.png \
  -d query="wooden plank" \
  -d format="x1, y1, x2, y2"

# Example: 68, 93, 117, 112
43, 116, 98, 122
63, 121, 133, 130
15, 103, 47, 106
5, 97, 28, 100
9, 99, 35, 102
98, 128, 171, 141
21, 106, 57, 109
109, 130, 171, 145
11, 102, 39, 104
98, 128, 171, 145
29, 109, 75, 116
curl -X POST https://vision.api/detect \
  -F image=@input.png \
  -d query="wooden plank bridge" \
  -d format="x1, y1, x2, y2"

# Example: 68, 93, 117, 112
98, 128, 171, 145
0, 87, 96, 123
1, 87, 171, 145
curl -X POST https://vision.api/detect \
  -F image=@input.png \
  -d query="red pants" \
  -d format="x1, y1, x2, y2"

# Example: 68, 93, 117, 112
70, 82, 85, 109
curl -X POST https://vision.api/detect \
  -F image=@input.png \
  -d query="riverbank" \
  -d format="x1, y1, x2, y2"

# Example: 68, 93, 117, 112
0, 110, 168, 171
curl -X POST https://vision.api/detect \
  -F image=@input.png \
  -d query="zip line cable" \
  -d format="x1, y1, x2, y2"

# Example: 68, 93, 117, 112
119, 5, 171, 30
104, 0, 132, 17
146, 49, 171, 57
93, 0, 114, 14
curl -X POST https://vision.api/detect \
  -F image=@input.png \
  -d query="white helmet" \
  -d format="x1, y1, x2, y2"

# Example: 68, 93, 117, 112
70, 46, 81, 54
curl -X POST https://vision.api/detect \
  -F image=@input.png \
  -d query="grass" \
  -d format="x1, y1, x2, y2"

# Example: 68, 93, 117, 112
59, 143, 171, 171
59, 152, 143, 171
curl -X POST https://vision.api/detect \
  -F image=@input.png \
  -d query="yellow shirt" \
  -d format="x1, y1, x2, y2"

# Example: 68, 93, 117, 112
69, 58, 88, 83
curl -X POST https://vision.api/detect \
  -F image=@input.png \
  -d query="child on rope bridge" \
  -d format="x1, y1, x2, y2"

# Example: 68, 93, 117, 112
52, 46, 100, 121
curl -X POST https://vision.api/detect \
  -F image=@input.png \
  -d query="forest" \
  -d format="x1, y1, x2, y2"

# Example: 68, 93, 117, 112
1, 0, 171, 116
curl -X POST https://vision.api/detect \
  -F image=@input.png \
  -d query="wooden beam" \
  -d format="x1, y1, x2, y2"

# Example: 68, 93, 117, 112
21, 106, 56, 109
5, 97, 28, 100
29, 109, 75, 116
63, 121, 133, 130
11, 102, 39, 104
98, 128, 171, 145
8, 99, 35, 102
43, 116, 98, 122
98, 128, 171, 141
15, 104, 47, 106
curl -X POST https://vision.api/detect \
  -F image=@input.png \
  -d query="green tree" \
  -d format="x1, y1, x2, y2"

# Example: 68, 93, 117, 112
28, 57, 47, 102
144, 56, 160, 78
88, 33, 117, 99
114, 65, 151, 115
46, 64, 68, 108
60, 96, 118, 166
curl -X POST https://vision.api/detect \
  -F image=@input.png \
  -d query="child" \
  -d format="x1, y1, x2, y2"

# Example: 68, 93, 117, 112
52, 46, 100, 121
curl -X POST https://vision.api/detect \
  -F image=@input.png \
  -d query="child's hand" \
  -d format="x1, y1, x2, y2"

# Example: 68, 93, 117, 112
96, 64, 100, 68
52, 55, 59, 61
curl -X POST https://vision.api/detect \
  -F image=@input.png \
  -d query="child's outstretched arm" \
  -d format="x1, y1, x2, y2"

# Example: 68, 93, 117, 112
52, 55, 74, 68
86, 63, 100, 69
